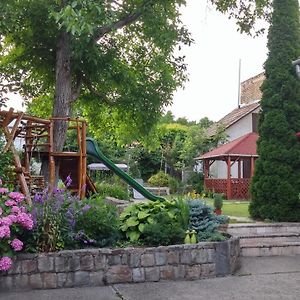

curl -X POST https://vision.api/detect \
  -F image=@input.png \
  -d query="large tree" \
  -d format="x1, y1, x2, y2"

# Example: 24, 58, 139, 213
250, 0, 300, 221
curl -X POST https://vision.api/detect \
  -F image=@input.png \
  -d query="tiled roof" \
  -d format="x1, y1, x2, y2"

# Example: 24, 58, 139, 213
240, 72, 264, 105
206, 102, 260, 137
196, 132, 259, 160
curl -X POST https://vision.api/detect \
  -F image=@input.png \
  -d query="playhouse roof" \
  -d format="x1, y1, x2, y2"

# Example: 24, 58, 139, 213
196, 132, 259, 160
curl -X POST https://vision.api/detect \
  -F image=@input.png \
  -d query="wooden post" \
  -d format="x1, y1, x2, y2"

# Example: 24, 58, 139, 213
250, 157, 255, 177
81, 121, 87, 199
238, 158, 241, 179
227, 156, 232, 199
49, 121, 55, 191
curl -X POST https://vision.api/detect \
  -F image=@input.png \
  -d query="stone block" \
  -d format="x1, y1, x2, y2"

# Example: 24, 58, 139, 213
144, 267, 159, 282
167, 251, 179, 265
14, 274, 29, 290
7, 260, 21, 275
55, 256, 68, 272
173, 265, 186, 279
121, 254, 128, 265
57, 272, 74, 288
141, 253, 155, 267
155, 252, 167, 266
69, 256, 80, 271
207, 249, 216, 262
180, 251, 192, 264
201, 263, 216, 278
191, 249, 209, 264
74, 271, 90, 286
185, 265, 201, 280
106, 265, 132, 284
0, 276, 14, 291
215, 241, 230, 276
132, 268, 145, 283
42, 273, 57, 289
38, 256, 54, 272
107, 254, 121, 266
90, 271, 105, 286
21, 259, 37, 274
160, 265, 174, 280
94, 254, 107, 270
29, 273, 43, 289
129, 252, 141, 267
80, 255, 94, 270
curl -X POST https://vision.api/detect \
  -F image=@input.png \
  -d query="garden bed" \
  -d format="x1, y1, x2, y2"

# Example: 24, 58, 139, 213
0, 237, 240, 291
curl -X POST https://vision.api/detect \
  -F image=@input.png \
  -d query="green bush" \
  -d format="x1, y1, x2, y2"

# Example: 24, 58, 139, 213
213, 193, 224, 210
119, 198, 189, 243
95, 182, 130, 200
142, 212, 185, 246
75, 196, 120, 247
187, 199, 229, 241
148, 171, 170, 187
0, 138, 14, 185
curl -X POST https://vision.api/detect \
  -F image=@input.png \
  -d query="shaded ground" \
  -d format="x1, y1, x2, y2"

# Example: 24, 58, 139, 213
2, 256, 299, 300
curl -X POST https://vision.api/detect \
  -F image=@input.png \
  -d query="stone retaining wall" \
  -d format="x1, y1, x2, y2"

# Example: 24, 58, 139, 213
0, 237, 240, 291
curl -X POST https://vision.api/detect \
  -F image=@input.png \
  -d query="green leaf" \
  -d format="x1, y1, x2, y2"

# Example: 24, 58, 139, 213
138, 223, 145, 233
138, 211, 150, 219
147, 217, 155, 224
127, 230, 140, 242
126, 217, 139, 227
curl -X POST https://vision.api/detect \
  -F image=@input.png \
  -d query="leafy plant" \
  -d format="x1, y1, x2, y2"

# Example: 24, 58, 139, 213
213, 193, 224, 210
75, 196, 120, 247
142, 212, 185, 246
0, 137, 15, 186
148, 171, 170, 187
119, 198, 189, 243
95, 182, 129, 200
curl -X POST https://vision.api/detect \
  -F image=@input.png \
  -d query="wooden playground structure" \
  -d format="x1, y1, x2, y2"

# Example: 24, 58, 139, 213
0, 108, 96, 204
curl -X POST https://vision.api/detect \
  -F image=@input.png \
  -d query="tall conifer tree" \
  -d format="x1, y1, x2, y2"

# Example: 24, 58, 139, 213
250, 0, 300, 221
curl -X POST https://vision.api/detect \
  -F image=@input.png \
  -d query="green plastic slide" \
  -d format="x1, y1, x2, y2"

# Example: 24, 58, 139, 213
86, 137, 165, 202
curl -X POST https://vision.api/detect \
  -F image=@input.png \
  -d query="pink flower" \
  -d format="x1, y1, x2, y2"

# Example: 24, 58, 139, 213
19, 206, 27, 213
4, 200, 17, 207
16, 213, 33, 230
0, 225, 10, 238
0, 187, 8, 194
0, 216, 13, 226
8, 192, 25, 203
11, 238, 23, 251
0, 256, 13, 271
7, 214, 17, 223
11, 206, 21, 214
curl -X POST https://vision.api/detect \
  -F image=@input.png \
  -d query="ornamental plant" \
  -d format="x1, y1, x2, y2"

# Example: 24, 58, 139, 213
0, 179, 34, 271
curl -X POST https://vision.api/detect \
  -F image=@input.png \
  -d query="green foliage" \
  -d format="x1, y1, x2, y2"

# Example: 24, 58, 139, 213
0, 137, 14, 184
119, 198, 189, 243
142, 212, 185, 246
187, 199, 229, 241
94, 182, 130, 200
213, 193, 224, 210
250, 0, 300, 221
75, 197, 120, 247
197, 231, 227, 242
148, 171, 170, 187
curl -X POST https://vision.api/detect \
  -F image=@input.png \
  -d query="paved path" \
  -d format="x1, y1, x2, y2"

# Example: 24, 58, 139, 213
1, 256, 300, 300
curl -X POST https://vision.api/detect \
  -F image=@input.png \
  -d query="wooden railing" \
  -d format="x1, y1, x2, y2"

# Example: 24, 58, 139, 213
204, 178, 251, 199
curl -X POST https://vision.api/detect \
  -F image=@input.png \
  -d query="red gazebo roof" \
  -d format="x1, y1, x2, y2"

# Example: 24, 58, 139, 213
197, 132, 259, 160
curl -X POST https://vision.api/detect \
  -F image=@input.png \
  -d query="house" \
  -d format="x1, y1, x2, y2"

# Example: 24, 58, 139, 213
196, 73, 264, 199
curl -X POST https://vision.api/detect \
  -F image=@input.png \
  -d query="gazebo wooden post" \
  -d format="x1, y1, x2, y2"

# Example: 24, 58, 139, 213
250, 156, 255, 177
226, 156, 232, 199
203, 159, 208, 189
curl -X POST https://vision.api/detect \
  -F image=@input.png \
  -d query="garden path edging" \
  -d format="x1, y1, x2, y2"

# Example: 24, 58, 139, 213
0, 237, 240, 291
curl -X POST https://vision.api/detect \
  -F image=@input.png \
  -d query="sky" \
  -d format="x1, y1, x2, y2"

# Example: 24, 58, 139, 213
6, 0, 268, 122
170, 0, 268, 122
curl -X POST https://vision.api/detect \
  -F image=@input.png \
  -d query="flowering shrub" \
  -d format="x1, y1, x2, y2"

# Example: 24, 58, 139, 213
0, 179, 33, 271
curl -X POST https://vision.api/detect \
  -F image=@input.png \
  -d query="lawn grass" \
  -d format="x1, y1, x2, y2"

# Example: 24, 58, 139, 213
204, 198, 250, 218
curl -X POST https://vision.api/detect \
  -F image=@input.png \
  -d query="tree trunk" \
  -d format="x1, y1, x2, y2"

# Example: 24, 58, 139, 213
52, 30, 72, 182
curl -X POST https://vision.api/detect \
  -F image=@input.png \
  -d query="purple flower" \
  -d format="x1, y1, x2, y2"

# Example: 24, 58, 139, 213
4, 200, 17, 207
11, 206, 21, 214
11, 238, 23, 251
0, 216, 13, 226
0, 225, 11, 238
8, 192, 25, 203
82, 205, 91, 212
7, 214, 17, 223
16, 213, 33, 230
0, 256, 12, 271
33, 193, 43, 204
0, 187, 8, 194
65, 175, 72, 187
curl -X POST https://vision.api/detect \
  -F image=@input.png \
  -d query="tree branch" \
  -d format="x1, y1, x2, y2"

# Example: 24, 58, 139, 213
93, 0, 153, 42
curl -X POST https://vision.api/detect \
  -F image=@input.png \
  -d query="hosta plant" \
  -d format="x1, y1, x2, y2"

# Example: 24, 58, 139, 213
0, 179, 33, 271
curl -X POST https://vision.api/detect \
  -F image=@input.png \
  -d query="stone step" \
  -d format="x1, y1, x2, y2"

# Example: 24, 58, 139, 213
227, 223, 300, 236
241, 242, 300, 257
240, 232, 300, 247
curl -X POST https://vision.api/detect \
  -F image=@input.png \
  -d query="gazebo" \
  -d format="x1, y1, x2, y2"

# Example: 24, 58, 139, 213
196, 132, 259, 199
